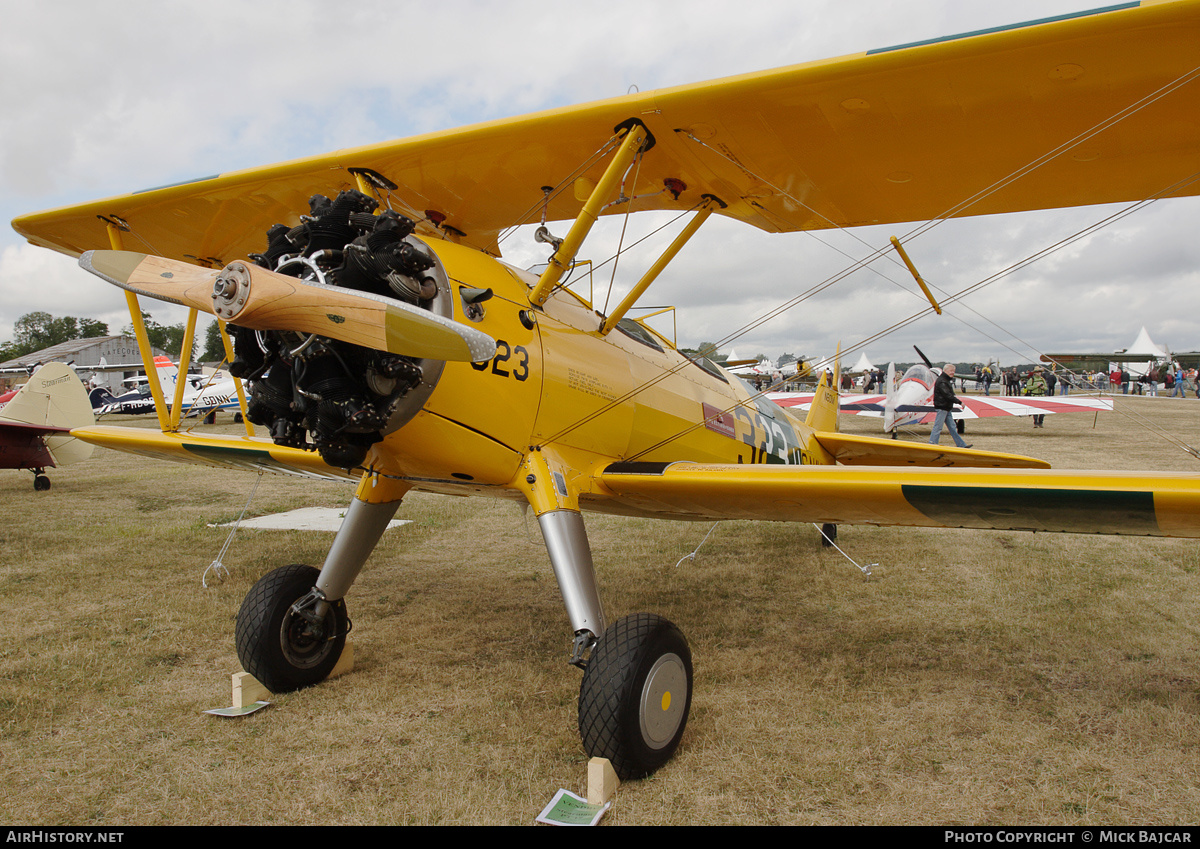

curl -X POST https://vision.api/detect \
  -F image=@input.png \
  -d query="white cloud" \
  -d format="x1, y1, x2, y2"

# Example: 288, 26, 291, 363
0, 243, 195, 344
1, 0, 1194, 365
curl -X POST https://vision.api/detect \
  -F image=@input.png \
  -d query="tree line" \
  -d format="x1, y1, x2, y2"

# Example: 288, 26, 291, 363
0, 311, 228, 363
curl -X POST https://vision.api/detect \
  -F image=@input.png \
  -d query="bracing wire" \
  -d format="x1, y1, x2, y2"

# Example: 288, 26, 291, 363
541, 63, 1200, 456
204, 472, 264, 587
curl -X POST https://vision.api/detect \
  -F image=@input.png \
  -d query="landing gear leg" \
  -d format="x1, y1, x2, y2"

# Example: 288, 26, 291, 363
536, 510, 606, 663
535, 508, 694, 779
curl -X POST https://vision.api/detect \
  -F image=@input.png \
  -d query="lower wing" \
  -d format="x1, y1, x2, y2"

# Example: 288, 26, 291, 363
958, 395, 1114, 419
70, 426, 356, 481
596, 462, 1200, 538
769, 393, 1112, 422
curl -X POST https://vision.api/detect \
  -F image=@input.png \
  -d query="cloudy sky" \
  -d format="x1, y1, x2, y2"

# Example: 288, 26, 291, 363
2, 0, 1197, 368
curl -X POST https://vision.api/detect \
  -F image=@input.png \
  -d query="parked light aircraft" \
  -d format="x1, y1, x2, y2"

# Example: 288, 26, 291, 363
771, 360, 1113, 434
724, 353, 809, 384
11, 1, 1200, 779
91, 355, 242, 419
0, 363, 94, 490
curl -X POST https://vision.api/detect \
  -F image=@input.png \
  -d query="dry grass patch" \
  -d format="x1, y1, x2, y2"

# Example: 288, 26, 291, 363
2, 400, 1200, 824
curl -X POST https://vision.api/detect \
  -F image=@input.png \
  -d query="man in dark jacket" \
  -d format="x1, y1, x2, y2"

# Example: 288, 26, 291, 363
929, 364, 971, 448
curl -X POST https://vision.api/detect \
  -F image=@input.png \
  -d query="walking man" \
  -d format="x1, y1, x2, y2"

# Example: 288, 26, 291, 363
929, 364, 971, 448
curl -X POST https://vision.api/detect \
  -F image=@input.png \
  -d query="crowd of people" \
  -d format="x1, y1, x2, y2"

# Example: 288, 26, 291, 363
767, 361, 1199, 400
977, 364, 1199, 398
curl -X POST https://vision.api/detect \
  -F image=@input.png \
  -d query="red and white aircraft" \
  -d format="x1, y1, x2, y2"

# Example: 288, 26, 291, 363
769, 361, 1112, 435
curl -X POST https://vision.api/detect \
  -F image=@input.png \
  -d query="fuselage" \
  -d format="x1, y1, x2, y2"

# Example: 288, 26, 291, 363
885, 364, 939, 432
0, 426, 55, 471
364, 237, 831, 497
97, 377, 239, 417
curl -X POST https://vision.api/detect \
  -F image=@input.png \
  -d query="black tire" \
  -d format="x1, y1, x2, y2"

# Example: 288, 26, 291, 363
233, 412, 244, 424
33, 475, 50, 491
578, 613, 693, 780
820, 522, 837, 547
235, 564, 348, 693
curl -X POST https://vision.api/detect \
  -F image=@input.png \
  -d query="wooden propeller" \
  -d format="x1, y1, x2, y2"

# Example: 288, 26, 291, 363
79, 250, 496, 363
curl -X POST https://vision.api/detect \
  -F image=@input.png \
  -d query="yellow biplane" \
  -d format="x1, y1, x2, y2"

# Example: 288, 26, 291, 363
12, 0, 1200, 779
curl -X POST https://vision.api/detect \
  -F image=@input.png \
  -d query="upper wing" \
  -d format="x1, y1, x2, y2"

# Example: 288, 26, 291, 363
13, 1, 1200, 261
596, 461, 1200, 537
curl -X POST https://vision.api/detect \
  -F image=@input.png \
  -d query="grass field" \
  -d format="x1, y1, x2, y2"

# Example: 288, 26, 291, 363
2, 395, 1199, 825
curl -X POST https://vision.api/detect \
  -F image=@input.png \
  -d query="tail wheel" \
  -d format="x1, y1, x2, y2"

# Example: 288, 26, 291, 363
235, 564, 348, 693
578, 613, 693, 780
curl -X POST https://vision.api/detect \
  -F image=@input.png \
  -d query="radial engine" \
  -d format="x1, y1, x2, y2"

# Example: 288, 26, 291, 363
228, 190, 449, 469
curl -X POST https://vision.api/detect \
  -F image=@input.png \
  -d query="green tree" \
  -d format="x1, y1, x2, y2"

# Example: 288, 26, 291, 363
200, 320, 228, 362
124, 312, 193, 359
3, 311, 109, 360
695, 341, 719, 361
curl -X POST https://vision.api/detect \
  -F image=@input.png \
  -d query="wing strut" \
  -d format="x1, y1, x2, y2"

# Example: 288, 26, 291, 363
529, 121, 653, 307
889, 236, 942, 315
599, 194, 725, 335
215, 319, 254, 437
169, 309, 199, 431
106, 221, 173, 432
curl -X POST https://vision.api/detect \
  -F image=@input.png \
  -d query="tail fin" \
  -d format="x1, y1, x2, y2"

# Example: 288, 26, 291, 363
0, 363, 95, 465
89, 386, 117, 410
804, 356, 841, 433
153, 355, 179, 390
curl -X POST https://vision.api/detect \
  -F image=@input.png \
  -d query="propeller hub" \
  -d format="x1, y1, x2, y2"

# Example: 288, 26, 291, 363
213, 261, 252, 321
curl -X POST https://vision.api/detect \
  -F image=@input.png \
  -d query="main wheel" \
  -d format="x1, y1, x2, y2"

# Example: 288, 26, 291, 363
235, 564, 348, 693
33, 474, 50, 491
578, 613, 693, 780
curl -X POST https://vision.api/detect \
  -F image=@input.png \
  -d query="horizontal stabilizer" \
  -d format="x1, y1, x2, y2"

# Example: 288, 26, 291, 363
812, 431, 1049, 469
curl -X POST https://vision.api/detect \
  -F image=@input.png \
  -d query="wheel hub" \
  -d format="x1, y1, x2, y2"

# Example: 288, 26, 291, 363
280, 602, 335, 670
639, 652, 688, 749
